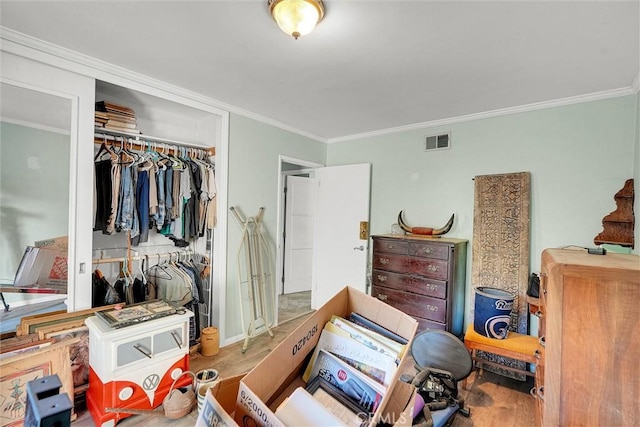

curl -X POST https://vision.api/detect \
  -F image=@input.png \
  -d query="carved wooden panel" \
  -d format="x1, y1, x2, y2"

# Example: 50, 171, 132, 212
594, 178, 635, 248
472, 172, 531, 378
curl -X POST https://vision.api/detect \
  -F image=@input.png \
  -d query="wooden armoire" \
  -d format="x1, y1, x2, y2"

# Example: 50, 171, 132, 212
534, 248, 640, 426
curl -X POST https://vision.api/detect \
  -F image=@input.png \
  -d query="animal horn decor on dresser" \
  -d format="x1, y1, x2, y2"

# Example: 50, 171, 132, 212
397, 211, 455, 236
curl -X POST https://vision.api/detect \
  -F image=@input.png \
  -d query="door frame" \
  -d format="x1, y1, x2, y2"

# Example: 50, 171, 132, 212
275, 155, 323, 325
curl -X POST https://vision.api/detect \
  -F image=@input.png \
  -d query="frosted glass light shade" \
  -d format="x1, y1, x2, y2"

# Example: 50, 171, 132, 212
269, 0, 324, 39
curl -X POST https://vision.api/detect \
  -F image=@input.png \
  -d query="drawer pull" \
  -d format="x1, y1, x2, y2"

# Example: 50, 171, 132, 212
423, 247, 433, 254
171, 331, 182, 349
133, 344, 152, 358
377, 275, 387, 282
425, 283, 438, 291
534, 349, 541, 359
539, 336, 546, 347
426, 305, 439, 312
427, 265, 439, 272
377, 293, 388, 301
386, 244, 395, 250
379, 258, 390, 265
530, 386, 544, 400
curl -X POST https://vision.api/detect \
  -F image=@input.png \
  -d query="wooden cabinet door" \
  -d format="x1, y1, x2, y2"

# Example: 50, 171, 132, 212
541, 249, 640, 427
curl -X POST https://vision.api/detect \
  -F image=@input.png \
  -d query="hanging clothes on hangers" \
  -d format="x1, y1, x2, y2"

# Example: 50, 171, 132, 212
91, 269, 121, 307
93, 136, 217, 246
175, 257, 202, 344
144, 252, 205, 345
94, 143, 118, 234
132, 158, 153, 245
146, 260, 192, 305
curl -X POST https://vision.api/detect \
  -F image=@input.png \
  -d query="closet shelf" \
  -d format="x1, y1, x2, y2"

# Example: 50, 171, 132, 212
94, 127, 215, 156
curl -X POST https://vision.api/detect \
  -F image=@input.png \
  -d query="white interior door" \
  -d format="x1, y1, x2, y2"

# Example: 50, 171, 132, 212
311, 164, 371, 309
283, 175, 317, 294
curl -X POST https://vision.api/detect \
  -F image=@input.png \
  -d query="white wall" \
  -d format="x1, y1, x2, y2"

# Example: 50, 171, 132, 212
224, 113, 326, 342
326, 95, 638, 328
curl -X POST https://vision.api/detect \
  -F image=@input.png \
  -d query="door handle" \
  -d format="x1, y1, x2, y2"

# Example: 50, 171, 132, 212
353, 245, 365, 251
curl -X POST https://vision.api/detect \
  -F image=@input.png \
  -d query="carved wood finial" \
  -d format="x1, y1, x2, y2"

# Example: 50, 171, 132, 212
594, 179, 635, 248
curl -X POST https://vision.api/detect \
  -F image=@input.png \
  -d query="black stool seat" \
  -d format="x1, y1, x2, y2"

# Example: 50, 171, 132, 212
410, 330, 473, 381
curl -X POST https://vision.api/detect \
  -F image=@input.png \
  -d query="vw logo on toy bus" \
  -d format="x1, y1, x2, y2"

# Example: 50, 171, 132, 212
143, 373, 160, 390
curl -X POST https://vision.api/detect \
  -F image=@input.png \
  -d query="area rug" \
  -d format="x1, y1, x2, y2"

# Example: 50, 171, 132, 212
471, 172, 531, 378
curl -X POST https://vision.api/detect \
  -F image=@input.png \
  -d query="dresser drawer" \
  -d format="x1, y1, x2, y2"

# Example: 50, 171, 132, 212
414, 317, 446, 331
408, 242, 450, 260
373, 238, 408, 255
116, 336, 152, 367
373, 285, 447, 323
371, 235, 467, 336
372, 269, 447, 299
373, 253, 449, 280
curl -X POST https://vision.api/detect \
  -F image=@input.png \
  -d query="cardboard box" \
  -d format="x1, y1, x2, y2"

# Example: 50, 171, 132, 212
13, 246, 67, 291
235, 286, 418, 427
196, 374, 244, 427
34, 236, 69, 252
379, 380, 418, 427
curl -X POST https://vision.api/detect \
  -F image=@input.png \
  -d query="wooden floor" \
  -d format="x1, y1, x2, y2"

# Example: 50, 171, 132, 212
74, 307, 536, 426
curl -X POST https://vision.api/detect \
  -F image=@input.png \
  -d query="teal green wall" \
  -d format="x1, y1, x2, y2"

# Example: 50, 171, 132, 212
225, 113, 326, 338
223, 95, 638, 341
0, 122, 69, 305
326, 95, 638, 327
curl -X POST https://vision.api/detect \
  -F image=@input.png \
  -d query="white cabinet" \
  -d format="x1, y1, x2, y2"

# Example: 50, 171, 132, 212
85, 311, 193, 426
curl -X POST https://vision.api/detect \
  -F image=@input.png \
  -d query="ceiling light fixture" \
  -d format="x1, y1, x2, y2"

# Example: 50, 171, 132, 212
268, 0, 325, 40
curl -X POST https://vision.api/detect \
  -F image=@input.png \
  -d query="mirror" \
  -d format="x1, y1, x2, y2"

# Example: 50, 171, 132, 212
0, 81, 72, 333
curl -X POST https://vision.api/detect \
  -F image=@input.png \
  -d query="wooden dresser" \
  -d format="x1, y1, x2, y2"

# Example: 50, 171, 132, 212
371, 235, 467, 337
533, 249, 640, 426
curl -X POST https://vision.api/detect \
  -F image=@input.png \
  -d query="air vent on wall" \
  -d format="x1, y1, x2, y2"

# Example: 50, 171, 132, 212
425, 132, 451, 151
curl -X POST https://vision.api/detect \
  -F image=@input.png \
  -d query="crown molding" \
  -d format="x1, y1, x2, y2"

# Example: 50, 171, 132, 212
1, 27, 226, 116
0, 26, 327, 143
328, 85, 638, 144
2, 26, 635, 146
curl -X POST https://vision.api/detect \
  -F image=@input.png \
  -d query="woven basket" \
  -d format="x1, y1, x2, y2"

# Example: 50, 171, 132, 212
163, 370, 196, 419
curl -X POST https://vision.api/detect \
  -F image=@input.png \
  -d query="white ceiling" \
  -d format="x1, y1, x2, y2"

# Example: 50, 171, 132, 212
1, 1, 638, 142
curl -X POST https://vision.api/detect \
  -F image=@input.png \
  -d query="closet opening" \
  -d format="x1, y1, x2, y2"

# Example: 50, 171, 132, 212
91, 79, 225, 344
